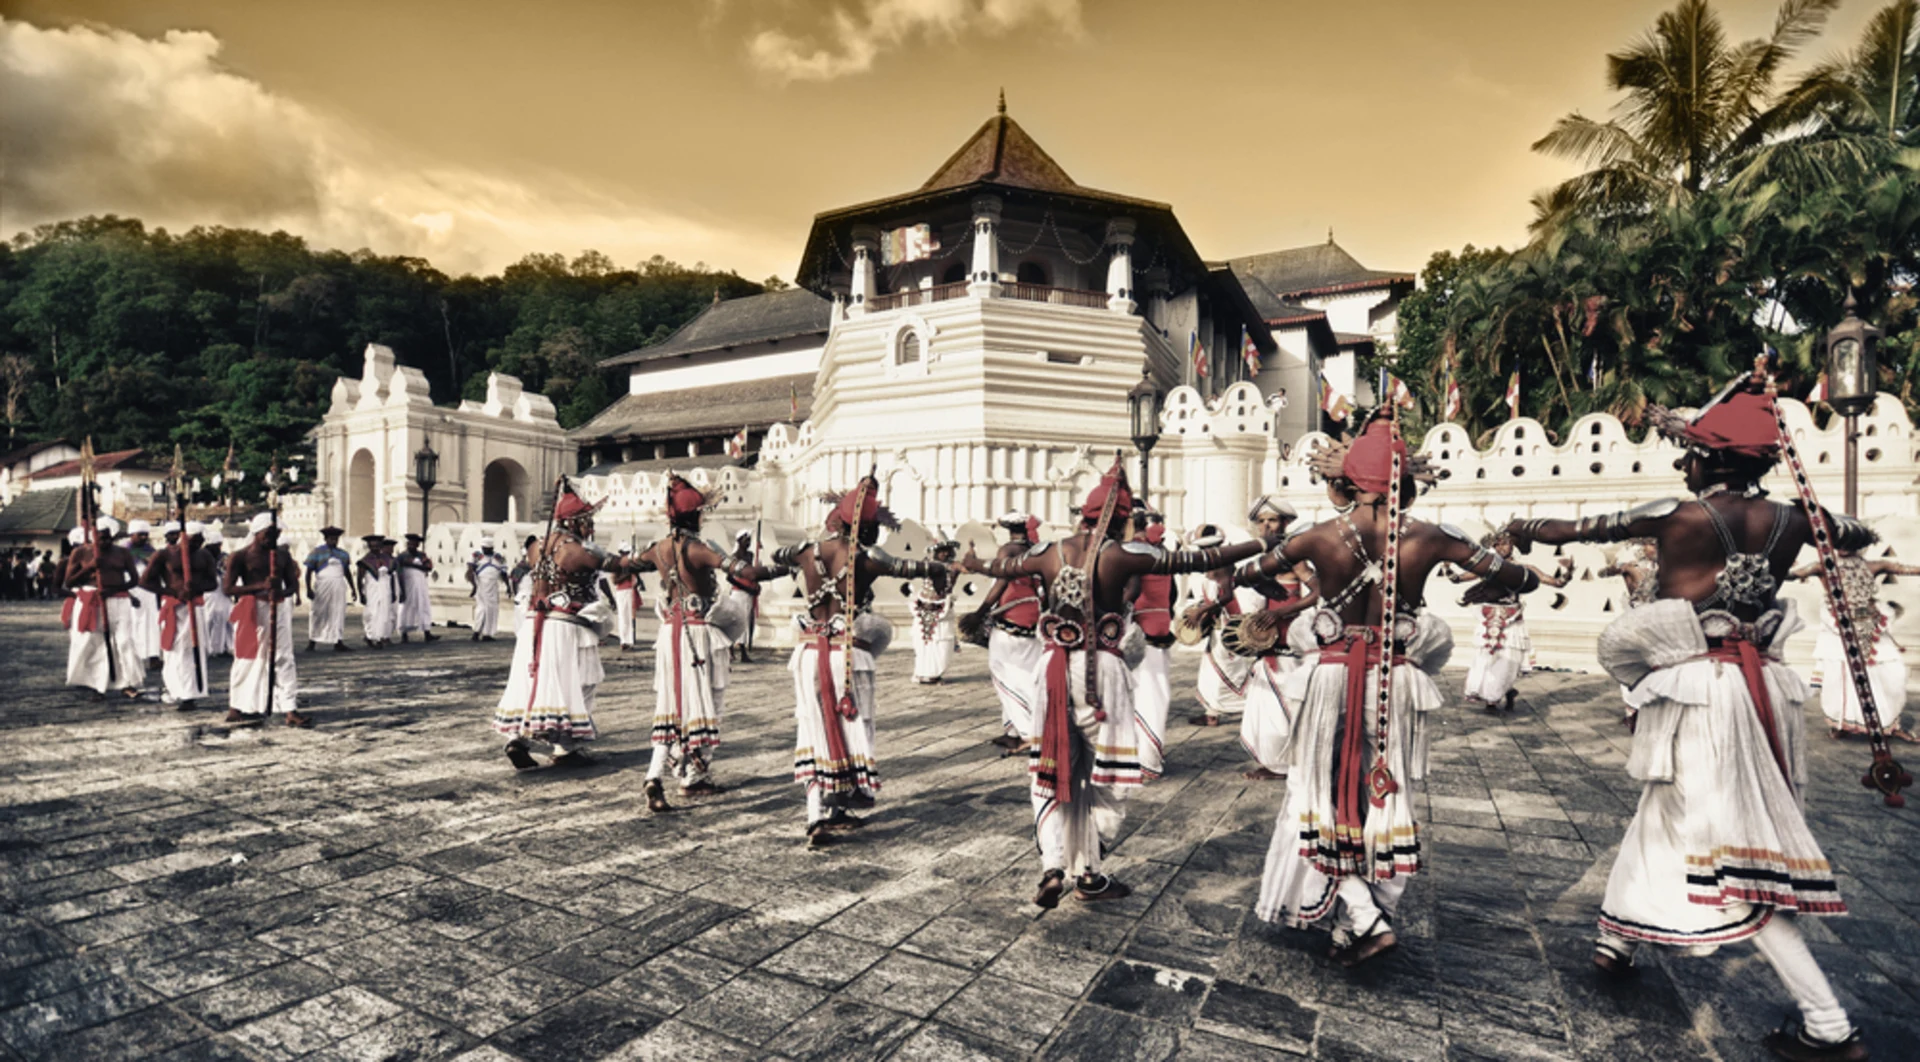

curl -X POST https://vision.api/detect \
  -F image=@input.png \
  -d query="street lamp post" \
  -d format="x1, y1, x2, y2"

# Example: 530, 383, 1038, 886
1127, 366, 1164, 512
1825, 295, 1881, 516
414, 436, 439, 539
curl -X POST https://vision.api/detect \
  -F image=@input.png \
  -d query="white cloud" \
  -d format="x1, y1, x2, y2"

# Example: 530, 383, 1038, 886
747, 0, 1083, 83
0, 18, 786, 278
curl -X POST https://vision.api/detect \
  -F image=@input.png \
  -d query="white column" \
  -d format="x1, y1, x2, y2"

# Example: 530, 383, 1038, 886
850, 228, 879, 318
968, 196, 1002, 298
1105, 218, 1136, 314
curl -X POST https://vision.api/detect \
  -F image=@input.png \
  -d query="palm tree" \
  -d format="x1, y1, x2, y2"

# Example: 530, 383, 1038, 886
1530, 0, 1840, 232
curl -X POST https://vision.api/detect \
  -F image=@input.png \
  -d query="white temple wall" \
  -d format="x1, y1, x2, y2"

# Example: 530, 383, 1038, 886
623, 338, 823, 397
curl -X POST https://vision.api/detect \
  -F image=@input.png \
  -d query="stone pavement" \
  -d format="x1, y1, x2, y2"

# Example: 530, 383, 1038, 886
2, 601, 1918, 1062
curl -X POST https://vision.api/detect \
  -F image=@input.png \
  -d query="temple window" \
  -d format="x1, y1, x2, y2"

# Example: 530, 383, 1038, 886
897, 331, 922, 365
1016, 261, 1050, 286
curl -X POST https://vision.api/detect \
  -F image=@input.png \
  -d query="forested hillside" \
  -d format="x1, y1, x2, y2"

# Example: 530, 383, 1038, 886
0, 215, 772, 479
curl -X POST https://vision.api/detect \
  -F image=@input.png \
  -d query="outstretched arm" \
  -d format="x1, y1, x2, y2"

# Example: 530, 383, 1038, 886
1535, 557, 1575, 588
1868, 559, 1920, 578
1507, 499, 1681, 551
1440, 532, 1543, 594
686, 538, 788, 586
864, 549, 953, 581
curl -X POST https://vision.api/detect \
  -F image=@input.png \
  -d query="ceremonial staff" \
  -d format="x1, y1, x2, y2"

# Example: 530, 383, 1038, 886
80, 438, 118, 687
264, 462, 283, 711
172, 446, 204, 693
521, 475, 567, 720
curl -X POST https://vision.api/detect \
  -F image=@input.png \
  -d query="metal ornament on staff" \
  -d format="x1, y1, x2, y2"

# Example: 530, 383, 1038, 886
1367, 408, 1403, 809
1758, 361, 1913, 807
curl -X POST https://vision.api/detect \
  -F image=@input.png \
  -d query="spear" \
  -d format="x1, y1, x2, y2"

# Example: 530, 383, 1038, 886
173, 445, 203, 694
81, 438, 118, 688
264, 462, 283, 713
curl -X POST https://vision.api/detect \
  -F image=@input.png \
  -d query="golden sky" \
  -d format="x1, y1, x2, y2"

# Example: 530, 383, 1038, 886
0, 0, 1891, 280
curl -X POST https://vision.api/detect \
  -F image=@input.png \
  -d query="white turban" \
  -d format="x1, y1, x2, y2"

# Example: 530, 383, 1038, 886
1247, 495, 1297, 522
185, 521, 207, 536
97, 517, 121, 536
997, 511, 1034, 528
248, 512, 275, 535
128, 519, 152, 535
162, 520, 184, 535
479, 535, 495, 548
203, 528, 224, 545
67, 527, 86, 546
618, 541, 632, 554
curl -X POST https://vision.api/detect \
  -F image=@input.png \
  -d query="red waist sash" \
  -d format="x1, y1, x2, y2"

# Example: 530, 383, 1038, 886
159, 595, 204, 652
63, 588, 127, 633
230, 595, 281, 660
1327, 632, 1407, 857
1036, 637, 1125, 804
1706, 634, 1791, 785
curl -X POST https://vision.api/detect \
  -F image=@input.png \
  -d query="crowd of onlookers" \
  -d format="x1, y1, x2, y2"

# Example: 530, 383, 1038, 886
1, 546, 63, 601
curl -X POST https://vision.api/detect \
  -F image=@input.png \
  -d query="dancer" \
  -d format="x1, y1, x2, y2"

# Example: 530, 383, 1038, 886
63, 517, 146, 700
611, 543, 641, 650
1233, 498, 1319, 781
1791, 550, 1918, 741
492, 485, 629, 770
910, 541, 960, 684
1600, 538, 1660, 607
395, 533, 438, 642
963, 459, 1285, 906
963, 513, 1045, 752
202, 526, 233, 657
357, 536, 398, 648
730, 529, 759, 664
1130, 512, 1174, 778
1257, 412, 1537, 965
1507, 379, 1873, 1062
467, 537, 509, 641
1186, 525, 1258, 727
140, 521, 215, 710
1449, 533, 1572, 713
773, 473, 947, 847
224, 512, 308, 728
629, 475, 785, 810
303, 526, 355, 652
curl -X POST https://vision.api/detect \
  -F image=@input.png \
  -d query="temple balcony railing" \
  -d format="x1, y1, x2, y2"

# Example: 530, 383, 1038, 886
868, 281, 969, 312
1000, 283, 1110, 309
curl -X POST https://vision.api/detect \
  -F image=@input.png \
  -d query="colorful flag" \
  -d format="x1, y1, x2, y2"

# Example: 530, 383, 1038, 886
1318, 373, 1353, 422
1240, 326, 1261, 377
1386, 372, 1416, 410
1809, 372, 1828, 404
1190, 331, 1209, 379
879, 224, 939, 265
1443, 366, 1462, 421
1505, 369, 1522, 421
725, 426, 749, 459
790, 382, 800, 421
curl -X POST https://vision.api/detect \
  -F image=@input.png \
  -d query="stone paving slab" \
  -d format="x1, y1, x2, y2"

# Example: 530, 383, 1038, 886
2, 601, 1918, 1061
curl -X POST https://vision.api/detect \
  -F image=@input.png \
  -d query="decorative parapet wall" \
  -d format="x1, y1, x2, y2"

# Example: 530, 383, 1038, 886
1268, 394, 1920, 672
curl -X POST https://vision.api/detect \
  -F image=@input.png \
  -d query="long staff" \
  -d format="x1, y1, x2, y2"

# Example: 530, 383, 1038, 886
264, 464, 282, 712
522, 476, 568, 719
173, 446, 203, 693
1367, 408, 1403, 811
82, 438, 118, 687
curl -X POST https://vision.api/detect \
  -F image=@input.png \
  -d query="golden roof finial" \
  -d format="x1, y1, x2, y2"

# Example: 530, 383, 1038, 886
997, 88, 1006, 116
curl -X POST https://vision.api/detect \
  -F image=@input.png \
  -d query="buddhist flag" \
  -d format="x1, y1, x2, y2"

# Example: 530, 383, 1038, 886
1443, 364, 1462, 421
725, 426, 749, 459
1240, 326, 1261, 377
1318, 373, 1353, 422
1384, 372, 1416, 410
790, 382, 800, 421
1809, 372, 1828, 404
1190, 331, 1209, 379
1505, 369, 1522, 421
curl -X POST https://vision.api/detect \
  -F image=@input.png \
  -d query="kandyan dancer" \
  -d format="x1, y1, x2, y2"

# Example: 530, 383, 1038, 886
910, 541, 960, 684
1791, 550, 1919, 742
963, 512, 1046, 754
1234, 495, 1318, 782
1449, 532, 1572, 714
1129, 511, 1174, 778
1507, 380, 1872, 1062
963, 460, 1286, 906
1256, 412, 1539, 966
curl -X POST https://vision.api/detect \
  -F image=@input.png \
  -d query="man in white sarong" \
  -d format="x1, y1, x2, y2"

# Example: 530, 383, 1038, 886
1794, 551, 1920, 741
63, 518, 147, 699
123, 519, 161, 669
395, 533, 438, 642
775, 475, 946, 847
965, 513, 1045, 753
910, 541, 959, 684
1257, 414, 1536, 967
141, 520, 216, 710
1233, 497, 1318, 781
1449, 534, 1572, 713
1185, 526, 1259, 728
1508, 382, 1872, 1062
357, 536, 398, 648
493, 487, 629, 770
224, 512, 308, 728
1129, 514, 1174, 777
964, 460, 1283, 904
626, 475, 785, 810
467, 537, 508, 641
202, 527, 233, 657
610, 543, 640, 650
303, 526, 355, 652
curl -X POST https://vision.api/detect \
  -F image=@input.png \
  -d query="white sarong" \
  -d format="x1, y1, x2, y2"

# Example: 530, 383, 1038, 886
910, 591, 954, 682
308, 559, 350, 645
64, 590, 146, 693
1196, 585, 1260, 718
204, 582, 233, 655
157, 596, 210, 704
362, 570, 396, 643
472, 562, 505, 638
1257, 610, 1452, 929
790, 614, 888, 817
1593, 600, 1843, 951
493, 610, 603, 742
613, 584, 638, 647
398, 566, 433, 632
1131, 643, 1171, 779
1463, 604, 1528, 704
1241, 652, 1300, 774
229, 595, 297, 715
989, 627, 1044, 741
1029, 643, 1143, 879
1813, 613, 1907, 733
130, 582, 160, 661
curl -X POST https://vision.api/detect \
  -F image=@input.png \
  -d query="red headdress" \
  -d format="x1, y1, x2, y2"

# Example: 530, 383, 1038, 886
1679, 389, 1782, 461
1025, 515, 1041, 541
665, 473, 712, 521
1341, 414, 1410, 495
552, 487, 602, 523
1141, 522, 1166, 545
1078, 457, 1133, 527
822, 474, 900, 535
